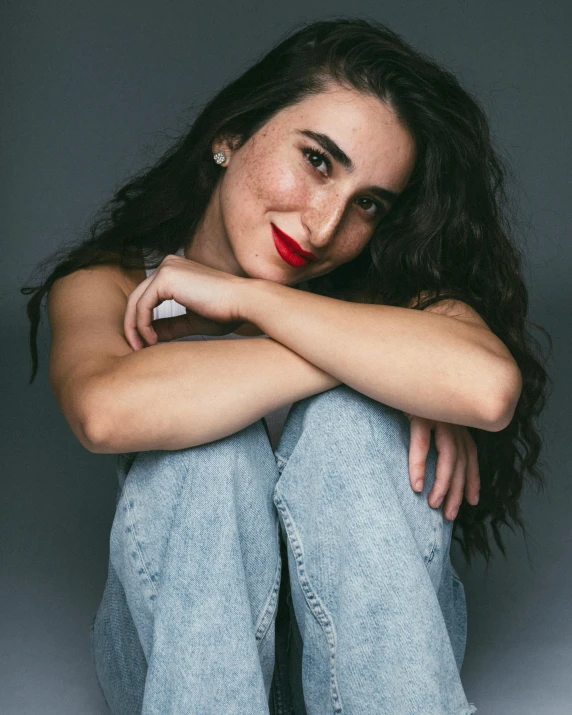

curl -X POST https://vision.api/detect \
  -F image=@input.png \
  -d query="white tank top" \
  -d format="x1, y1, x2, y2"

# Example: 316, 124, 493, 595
144, 248, 294, 451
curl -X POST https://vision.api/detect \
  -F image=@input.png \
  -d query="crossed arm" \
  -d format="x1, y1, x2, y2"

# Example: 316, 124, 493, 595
225, 279, 521, 521
238, 279, 522, 432
53, 260, 521, 521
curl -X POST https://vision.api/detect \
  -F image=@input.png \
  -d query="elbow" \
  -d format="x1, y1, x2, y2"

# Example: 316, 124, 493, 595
482, 361, 523, 432
81, 412, 113, 453
79, 382, 121, 454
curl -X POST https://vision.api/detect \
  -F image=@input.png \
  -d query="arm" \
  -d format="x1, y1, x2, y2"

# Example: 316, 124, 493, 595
86, 338, 340, 453
47, 264, 339, 454
239, 280, 522, 432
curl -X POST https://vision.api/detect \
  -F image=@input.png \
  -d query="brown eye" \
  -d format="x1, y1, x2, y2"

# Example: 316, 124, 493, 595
356, 197, 382, 218
302, 147, 331, 175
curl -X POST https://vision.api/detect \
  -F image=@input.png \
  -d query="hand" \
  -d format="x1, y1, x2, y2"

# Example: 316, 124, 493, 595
124, 254, 251, 350
403, 412, 480, 520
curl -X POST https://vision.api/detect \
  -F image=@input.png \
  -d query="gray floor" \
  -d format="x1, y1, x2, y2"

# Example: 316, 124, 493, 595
1, 323, 569, 714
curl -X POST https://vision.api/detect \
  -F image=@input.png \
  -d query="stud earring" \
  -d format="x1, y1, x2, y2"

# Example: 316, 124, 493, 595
213, 151, 226, 165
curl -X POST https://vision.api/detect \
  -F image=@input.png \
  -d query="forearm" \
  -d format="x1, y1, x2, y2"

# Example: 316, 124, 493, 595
84, 337, 341, 453
241, 280, 519, 431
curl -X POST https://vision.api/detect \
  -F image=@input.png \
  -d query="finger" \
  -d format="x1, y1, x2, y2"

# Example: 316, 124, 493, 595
135, 280, 165, 347
407, 417, 432, 493
428, 425, 457, 509
442, 428, 467, 521
124, 275, 154, 350
462, 429, 480, 506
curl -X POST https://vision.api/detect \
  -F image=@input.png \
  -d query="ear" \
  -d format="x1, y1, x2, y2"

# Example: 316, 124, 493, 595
212, 133, 242, 161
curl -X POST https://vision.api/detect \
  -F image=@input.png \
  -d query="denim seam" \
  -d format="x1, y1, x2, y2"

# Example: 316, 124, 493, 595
273, 489, 344, 715
272, 660, 286, 715
425, 501, 445, 565
123, 477, 160, 600
274, 454, 288, 476
254, 521, 283, 643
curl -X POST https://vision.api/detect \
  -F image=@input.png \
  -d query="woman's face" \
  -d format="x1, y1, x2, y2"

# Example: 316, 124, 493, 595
188, 83, 416, 285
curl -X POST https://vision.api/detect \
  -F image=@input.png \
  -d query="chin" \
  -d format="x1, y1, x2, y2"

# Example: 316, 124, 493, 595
237, 253, 296, 284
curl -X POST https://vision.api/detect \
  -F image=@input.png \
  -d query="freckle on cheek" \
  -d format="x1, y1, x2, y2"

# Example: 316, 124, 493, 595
249, 168, 299, 206
241, 142, 306, 210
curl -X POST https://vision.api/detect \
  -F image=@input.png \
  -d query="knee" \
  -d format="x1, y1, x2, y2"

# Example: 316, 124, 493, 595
110, 418, 278, 604
292, 384, 412, 456
277, 384, 439, 506
120, 417, 272, 495
276, 387, 447, 572
275, 387, 446, 576
113, 418, 278, 545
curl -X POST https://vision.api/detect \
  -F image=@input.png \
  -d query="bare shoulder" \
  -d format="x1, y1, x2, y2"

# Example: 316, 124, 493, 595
51, 262, 146, 301
47, 263, 147, 442
47, 261, 149, 365
407, 290, 491, 331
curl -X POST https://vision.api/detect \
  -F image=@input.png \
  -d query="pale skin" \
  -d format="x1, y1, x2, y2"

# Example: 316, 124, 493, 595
118, 83, 522, 521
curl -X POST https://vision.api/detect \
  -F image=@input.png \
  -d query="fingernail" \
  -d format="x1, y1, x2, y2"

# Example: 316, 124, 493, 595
415, 480, 423, 492
433, 496, 443, 508
449, 507, 459, 520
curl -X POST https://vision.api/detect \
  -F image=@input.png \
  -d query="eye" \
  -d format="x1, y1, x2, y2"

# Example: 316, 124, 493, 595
302, 145, 384, 219
301, 146, 332, 176
356, 197, 383, 219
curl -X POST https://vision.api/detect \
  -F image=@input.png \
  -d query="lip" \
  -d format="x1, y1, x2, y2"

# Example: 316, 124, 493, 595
271, 224, 317, 268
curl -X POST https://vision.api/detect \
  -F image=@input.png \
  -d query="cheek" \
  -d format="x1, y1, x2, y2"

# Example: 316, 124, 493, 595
239, 152, 310, 213
336, 221, 374, 262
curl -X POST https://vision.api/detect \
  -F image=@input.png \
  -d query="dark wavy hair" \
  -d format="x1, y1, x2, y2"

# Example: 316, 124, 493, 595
21, 16, 552, 565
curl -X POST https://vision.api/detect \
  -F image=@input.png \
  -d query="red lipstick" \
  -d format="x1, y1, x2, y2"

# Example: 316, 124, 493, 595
271, 224, 317, 268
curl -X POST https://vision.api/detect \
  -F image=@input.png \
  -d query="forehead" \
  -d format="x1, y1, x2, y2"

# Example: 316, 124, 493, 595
272, 85, 416, 190
275, 86, 399, 133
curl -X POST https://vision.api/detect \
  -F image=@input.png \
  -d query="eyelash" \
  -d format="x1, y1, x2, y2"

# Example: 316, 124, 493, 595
301, 145, 384, 218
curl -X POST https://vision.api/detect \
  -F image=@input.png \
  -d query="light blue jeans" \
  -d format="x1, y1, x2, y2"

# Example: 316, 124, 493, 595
90, 384, 477, 714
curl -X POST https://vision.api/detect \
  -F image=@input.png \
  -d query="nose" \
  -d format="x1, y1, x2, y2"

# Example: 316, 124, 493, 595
304, 191, 347, 252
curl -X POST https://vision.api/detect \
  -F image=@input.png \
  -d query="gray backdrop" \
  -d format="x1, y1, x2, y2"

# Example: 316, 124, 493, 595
2, 1, 570, 713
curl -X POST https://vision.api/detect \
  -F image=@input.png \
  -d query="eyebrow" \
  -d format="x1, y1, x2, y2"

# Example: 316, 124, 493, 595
296, 129, 400, 207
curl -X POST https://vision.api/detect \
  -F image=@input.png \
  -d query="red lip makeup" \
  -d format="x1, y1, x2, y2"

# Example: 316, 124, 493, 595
271, 224, 317, 267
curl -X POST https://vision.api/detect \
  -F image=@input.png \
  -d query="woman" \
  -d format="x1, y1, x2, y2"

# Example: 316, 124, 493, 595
22, 17, 551, 715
